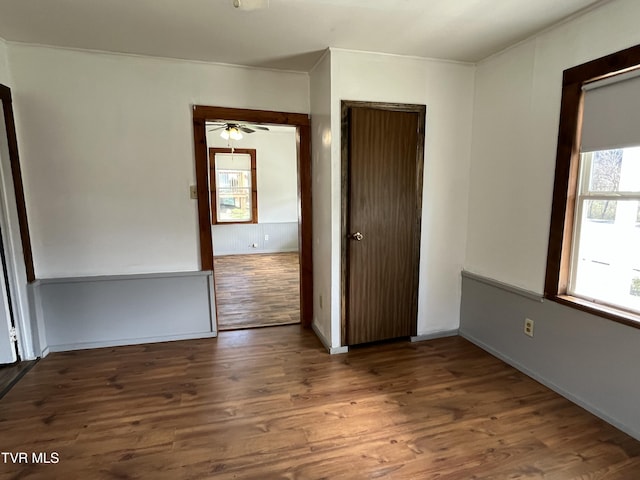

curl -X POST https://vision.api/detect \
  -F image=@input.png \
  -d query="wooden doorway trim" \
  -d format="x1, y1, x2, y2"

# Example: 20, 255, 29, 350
340, 100, 426, 345
0, 85, 34, 284
192, 106, 312, 328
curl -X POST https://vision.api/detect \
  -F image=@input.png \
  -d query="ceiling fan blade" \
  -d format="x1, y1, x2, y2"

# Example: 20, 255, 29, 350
239, 127, 255, 133
208, 126, 226, 132
252, 126, 270, 131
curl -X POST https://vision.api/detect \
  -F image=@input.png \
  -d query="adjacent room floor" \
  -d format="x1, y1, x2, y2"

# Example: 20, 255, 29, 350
213, 252, 301, 331
1, 325, 638, 479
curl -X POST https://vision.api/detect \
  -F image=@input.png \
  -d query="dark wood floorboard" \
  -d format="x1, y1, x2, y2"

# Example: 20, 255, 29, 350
0, 360, 37, 400
0, 327, 638, 479
214, 252, 300, 331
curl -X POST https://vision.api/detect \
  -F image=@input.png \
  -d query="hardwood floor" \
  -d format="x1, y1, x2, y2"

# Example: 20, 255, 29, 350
0, 360, 37, 399
214, 252, 300, 331
0, 327, 638, 478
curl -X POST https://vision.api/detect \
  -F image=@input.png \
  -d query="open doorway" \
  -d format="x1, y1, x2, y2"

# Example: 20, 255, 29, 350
192, 106, 312, 331
214, 252, 300, 330
0, 84, 37, 395
207, 125, 301, 330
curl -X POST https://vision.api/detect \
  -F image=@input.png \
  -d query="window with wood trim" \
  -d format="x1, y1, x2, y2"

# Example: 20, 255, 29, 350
545, 43, 640, 327
570, 147, 640, 314
209, 148, 258, 224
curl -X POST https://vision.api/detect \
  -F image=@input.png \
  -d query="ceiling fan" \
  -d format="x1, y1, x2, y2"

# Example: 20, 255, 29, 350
207, 122, 270, 140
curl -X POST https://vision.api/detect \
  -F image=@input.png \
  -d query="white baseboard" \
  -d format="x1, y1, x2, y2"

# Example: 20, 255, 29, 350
410, 329, 459, 342
312, 322, 348, 355
215, 248, 299, 256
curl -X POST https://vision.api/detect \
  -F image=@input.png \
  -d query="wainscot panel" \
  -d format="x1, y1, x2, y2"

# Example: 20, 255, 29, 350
460, 271, 640, 441
36, 271, 216, 352
212, 222, 298, 256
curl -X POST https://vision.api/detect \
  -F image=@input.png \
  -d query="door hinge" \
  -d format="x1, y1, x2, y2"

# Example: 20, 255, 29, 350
9, 327, 17, 343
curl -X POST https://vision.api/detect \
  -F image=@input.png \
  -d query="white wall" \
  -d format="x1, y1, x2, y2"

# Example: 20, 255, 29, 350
206, 126, 298, 223
465, 0, 640, 293
8, 44, 309, 278
461, 0, 640, 441
309, 50, 333, 348
330, 49, 475, 346
0, 38, 10, 86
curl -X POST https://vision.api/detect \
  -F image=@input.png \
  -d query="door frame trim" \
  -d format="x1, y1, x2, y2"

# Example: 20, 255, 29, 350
0, 84, 36, 361
0, 85, 34, 284
192, 106, 312, 328
340, 100, 426, 345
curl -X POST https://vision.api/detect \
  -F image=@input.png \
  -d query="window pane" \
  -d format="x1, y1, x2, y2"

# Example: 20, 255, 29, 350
572, 199, 640, 314
586, 200, 616, 222
217, 186, 252, 221
586, 146, 640, 193
631, 276, 640, 297
618, 146, 640, 192
216, 169, 252, 222
589, 149, 622, 192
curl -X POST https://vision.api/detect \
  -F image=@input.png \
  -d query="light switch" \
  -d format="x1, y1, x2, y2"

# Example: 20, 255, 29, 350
190, 185, 198, 199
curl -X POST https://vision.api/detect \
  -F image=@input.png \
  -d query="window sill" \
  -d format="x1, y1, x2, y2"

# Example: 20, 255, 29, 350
212, 220, 257, 225
546, 294, 640, 330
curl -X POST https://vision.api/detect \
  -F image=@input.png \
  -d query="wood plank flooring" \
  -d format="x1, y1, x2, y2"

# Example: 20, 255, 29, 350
214, 252, 300, 330
0, 360, 37, 399
0, 326, 638, 479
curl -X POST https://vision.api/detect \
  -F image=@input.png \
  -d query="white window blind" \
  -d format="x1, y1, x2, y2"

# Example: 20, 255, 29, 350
215, 152, 251, 171
581, 72, 640, 153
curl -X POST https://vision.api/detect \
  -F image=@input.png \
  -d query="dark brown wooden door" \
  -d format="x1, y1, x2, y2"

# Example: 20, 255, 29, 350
342, 102, 425, 346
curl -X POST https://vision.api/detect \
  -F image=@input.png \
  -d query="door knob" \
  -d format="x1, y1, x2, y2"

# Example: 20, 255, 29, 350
349, 232, 364, 241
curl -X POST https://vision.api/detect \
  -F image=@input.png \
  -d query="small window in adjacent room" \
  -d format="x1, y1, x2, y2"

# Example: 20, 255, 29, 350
209, 148, 258, 224
546, 43, 640, 327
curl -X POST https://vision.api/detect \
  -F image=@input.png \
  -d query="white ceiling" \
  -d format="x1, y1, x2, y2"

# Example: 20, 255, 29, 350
0, 0, 611, 72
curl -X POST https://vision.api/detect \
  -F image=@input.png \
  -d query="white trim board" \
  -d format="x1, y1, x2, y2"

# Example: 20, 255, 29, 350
312, 322, 348, 355
410, 329, 459, 342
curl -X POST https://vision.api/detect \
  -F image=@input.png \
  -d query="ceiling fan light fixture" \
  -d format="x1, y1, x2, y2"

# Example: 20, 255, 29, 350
221, 126, 243, 141
230, 127, 243, 140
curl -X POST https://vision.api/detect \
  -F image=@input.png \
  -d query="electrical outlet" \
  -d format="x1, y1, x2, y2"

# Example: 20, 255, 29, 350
189, 185, 198, 199
524, 318, 534, 337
